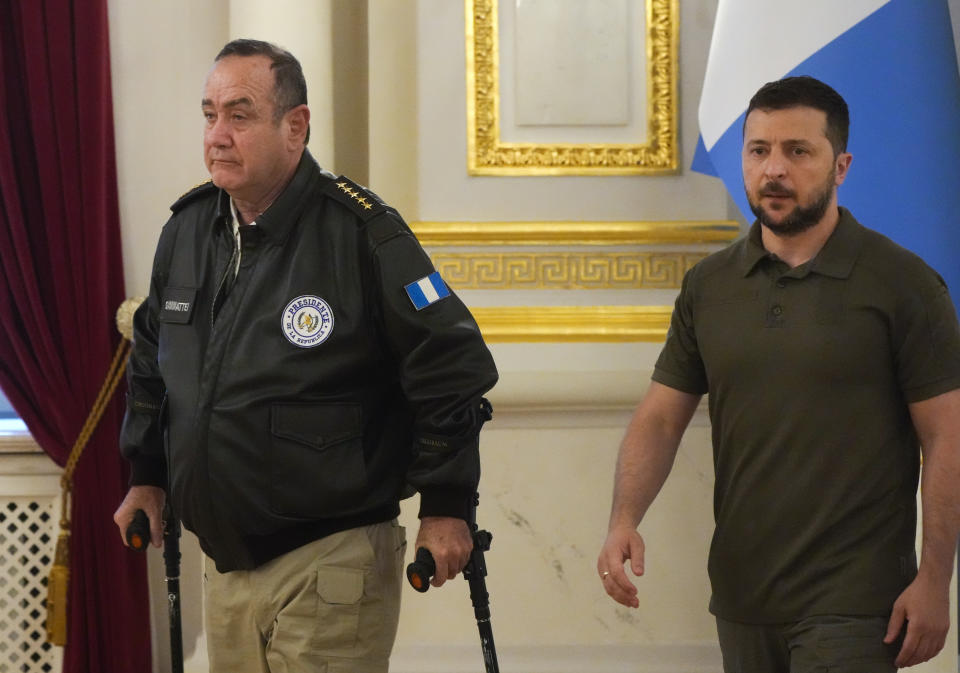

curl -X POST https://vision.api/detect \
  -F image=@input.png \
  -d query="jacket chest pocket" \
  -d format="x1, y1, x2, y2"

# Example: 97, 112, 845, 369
268, 402, 368, 517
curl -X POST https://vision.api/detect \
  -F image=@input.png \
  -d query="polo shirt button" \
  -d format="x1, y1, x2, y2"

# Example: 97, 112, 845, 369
772, 305, 783, 316
776, 280, 786, 288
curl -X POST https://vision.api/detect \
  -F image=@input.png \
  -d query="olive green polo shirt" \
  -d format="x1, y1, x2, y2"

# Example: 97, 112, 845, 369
654, 207, 960, 623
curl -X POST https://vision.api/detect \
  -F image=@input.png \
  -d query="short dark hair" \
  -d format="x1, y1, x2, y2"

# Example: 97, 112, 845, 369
744, 76, 849, 155
215, 39, 309, 142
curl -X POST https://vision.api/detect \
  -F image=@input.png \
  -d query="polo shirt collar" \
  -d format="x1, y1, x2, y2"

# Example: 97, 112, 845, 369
738, 206, 863, 279
809, 207, 862, 279
739, 222, 769, 277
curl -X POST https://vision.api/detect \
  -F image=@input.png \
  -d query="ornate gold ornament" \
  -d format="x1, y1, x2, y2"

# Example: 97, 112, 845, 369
466, 0, 679, 175
405, 220, 739, 341
410, 221, 739, 291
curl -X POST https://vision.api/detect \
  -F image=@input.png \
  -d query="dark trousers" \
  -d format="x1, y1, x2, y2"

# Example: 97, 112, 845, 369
716, 615, 899, 673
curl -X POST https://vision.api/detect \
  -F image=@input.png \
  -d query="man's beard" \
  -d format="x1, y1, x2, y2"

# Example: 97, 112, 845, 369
747, 170, 835, 237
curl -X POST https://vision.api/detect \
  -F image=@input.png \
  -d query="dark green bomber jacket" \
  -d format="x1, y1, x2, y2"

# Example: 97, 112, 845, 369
120, 150, 498, 571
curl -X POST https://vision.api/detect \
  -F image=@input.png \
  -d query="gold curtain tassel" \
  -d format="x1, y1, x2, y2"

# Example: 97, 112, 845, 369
45, 335, 132, 646
45, 530, 71, 646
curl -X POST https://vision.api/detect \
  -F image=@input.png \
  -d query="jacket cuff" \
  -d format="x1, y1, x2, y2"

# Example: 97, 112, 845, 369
128, 454, 167, 489
418, 487, 475, 521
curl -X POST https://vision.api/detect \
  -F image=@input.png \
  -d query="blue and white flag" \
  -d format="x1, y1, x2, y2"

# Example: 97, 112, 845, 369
693, 0, 960, 306
405, 271, 451, 311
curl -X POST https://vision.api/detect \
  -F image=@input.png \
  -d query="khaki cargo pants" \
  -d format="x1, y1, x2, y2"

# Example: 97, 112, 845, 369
204, 520, 406, 673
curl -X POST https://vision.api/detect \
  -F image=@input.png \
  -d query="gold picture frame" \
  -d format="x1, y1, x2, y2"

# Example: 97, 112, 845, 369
466, 0, 679, 175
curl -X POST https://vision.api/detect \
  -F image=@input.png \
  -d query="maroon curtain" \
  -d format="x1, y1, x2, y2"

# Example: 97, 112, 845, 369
0, 2, 151, 672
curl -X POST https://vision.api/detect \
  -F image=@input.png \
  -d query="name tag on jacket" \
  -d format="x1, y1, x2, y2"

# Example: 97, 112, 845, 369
159, 287, 197, 324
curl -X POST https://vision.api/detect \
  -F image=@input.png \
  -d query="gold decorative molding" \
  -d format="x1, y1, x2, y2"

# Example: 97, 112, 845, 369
465, 0, 679, 175
472, 306, 672, 342
434, 252, 705, 289
410, 220, 740, 246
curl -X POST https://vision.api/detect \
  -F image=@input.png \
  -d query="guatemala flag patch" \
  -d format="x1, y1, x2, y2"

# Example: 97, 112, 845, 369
405, 271, 450, 310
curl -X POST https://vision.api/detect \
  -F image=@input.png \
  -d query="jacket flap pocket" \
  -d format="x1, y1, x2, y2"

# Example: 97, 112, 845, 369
316, 566, 363, 605
270, 402, 362, 449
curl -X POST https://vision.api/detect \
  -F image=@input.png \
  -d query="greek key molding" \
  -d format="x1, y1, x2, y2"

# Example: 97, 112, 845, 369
471, 306, 673, 342
433, 252, 705, 289
466, 0, 679, 175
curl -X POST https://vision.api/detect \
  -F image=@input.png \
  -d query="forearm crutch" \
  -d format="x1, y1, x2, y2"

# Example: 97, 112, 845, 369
126, 504, 183, 673
406, 494, 500, 673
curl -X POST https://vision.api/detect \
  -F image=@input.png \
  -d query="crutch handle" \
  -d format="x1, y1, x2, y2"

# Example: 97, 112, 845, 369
125, 509, 150, 551
406, 547, 436, 592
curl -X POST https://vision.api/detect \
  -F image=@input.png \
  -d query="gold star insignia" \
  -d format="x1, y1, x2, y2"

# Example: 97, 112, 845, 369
334, 180, 378, 212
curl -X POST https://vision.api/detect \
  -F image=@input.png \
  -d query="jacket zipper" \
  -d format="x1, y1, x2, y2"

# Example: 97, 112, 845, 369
211, 232, 239, 327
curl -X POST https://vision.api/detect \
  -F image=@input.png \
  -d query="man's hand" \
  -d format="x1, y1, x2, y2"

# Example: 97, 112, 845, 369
414, 516, 473, 588
597, 526, 645, 608
884, 573, 950, 667
113, 485, 166, 549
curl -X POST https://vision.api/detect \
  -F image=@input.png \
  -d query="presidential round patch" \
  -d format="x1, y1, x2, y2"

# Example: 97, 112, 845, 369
282, 295, 334, 348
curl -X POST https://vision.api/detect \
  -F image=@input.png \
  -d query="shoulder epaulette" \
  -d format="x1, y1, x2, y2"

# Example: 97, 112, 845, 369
170, 180, 217, 213
323, 176, 391, 222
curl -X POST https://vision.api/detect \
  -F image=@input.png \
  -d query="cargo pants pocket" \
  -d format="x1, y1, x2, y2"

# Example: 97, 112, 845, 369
314, 565, 365, 655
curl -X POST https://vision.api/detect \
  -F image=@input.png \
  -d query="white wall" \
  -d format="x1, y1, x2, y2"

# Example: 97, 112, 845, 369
108, 0, 228, 299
